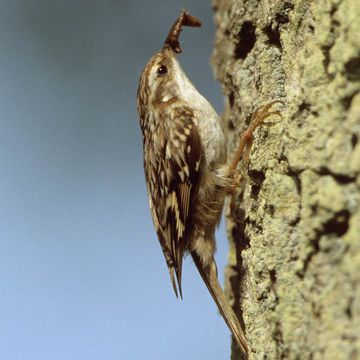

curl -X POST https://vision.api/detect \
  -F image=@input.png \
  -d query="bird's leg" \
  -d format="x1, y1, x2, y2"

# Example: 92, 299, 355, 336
227, 100, 283, 183
227, 100, 283, 214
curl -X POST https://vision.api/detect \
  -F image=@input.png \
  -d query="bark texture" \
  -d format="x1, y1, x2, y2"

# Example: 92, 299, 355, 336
211, 0, 360, 359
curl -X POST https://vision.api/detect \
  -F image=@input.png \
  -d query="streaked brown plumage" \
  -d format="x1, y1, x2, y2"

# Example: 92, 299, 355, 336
137, 11, 282, 359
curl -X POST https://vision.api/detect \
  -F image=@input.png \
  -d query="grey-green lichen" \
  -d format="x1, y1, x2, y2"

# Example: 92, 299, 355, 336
211, 0, 360, 359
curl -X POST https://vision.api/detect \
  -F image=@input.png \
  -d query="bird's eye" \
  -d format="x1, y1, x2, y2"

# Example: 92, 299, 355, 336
157, 65, 168, 75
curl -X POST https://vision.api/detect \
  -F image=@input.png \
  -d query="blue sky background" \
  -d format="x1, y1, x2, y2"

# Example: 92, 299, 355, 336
0, 1, 232, 359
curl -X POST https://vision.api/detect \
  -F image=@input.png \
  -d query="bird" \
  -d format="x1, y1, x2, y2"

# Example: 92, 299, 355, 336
137, 10, 282, 358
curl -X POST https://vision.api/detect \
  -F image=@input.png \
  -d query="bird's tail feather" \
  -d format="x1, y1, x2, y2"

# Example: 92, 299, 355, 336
191, 251, 249, 359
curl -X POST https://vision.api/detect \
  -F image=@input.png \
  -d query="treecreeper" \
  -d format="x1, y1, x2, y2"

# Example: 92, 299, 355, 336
137, 10, 283, 359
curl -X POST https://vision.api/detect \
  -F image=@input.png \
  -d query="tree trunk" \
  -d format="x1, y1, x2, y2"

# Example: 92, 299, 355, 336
211, 0, 360, 359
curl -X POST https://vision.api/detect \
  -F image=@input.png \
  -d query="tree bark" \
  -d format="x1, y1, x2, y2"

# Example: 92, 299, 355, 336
211, 0, 360, 359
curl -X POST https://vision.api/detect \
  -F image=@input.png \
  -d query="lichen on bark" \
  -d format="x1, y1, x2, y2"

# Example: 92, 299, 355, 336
211, 0, 360, 359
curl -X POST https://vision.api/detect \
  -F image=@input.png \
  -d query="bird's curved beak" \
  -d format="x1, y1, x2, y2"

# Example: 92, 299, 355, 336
163, 10, 202, 54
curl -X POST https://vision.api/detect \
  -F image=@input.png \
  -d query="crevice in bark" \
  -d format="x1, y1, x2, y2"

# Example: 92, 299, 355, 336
264, 25, 282, 49
323, 209, 350, 237
269, 267, 287, 359
321, 6, 340, 79
297, 231, 321, 279
269, 269, 278, 298
341, 90, 359, 110
248, 169, 266, 201
351, 134, 358, 149
298, 208, 350, 278
322, 44, 334, 79
264, 1, 294, 49
277, 1, 295, 24
234, 21, 256, 60
229, 91, 235, 109
273, 321, 288, 360
317, 166, 356, 184
345, 56, 360, 81
345, 296, 354, 319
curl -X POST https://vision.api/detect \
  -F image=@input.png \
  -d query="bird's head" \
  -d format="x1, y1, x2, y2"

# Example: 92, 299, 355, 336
137, 11, 202, 117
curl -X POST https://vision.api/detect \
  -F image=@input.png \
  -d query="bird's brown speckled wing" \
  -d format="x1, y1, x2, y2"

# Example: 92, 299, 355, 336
144, 106, 202, 298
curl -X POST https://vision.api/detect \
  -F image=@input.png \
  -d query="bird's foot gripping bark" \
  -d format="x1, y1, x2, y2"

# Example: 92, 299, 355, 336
228, 100, 284, 185
227, 100, 284, 217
